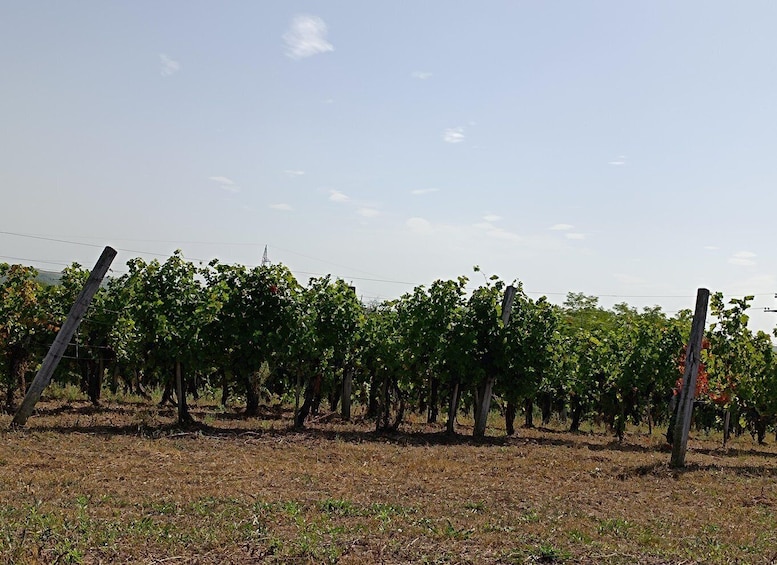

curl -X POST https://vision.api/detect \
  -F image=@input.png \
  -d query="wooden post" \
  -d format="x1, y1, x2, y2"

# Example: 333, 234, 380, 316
446, 380, 460, 434
175, 359, 190, 424
473, 285, 517, 438
670, 288, 709, 468
294, 371, 301, 425
11, 246, 117, 428
501, 286, 517, 326
723, 409, 731, 446
341, 366, 353, 421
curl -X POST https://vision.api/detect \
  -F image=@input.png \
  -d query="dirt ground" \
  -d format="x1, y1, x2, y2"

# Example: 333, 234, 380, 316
2, 398, 777, 564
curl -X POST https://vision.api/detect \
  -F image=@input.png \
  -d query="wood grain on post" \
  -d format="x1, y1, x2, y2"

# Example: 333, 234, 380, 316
670, 288, 710, 468
11, 246, 117, 428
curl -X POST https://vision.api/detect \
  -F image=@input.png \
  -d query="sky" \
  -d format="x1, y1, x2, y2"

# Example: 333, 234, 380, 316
2, 1, 777, 332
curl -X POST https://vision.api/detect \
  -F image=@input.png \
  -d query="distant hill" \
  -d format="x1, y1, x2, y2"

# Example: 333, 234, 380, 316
36, 269, 63, 286
0, 266, 110, 288
0, 266, 63, 286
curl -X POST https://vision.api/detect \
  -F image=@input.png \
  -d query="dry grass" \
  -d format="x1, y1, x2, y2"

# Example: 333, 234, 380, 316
2, 396, 777, 564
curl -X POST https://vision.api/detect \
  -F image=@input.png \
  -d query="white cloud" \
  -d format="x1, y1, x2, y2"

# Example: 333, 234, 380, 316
411, 188, 440, 195
565, 233, 585, 240
406, 217, 433, 234
328, 189, 349, 202
357, 207, 380, 218
550, 223, 574, 231
209, 176, 235, 185
270, 203, 293, 211
473, 222, 522, 243
443, 127, 465, 144
412, 71, 432, 79
209, 176, 240, 193
608, 155, 627, 166
284, 170, 305, 176
729, 251, 757, 266
483, 214, 502, 223
159, 54, 181, 77
283, 15, 334, 60
398, 217, 572, 260
704, 245, 719, 251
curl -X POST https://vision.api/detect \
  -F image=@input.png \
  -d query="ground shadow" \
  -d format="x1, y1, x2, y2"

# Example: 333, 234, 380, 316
617, 460, 777, 480
9, 402, 777, 462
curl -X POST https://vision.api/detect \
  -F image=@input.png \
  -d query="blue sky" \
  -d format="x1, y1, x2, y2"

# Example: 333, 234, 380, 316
2, 1, 777, 331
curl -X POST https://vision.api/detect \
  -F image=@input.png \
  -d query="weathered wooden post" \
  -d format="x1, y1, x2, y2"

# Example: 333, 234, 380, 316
341, 366, 353, 421
473, 285, 517, 438
341, 285, 358, 421
11, 246, 117, 428
670, 288, 710, 468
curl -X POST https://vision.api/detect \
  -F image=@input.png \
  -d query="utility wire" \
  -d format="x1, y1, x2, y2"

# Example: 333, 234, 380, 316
3, 230, 777, 304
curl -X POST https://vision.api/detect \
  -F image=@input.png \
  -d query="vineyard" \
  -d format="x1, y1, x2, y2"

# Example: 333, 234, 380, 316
4, 255, 777, 563
2, 254, 776, 441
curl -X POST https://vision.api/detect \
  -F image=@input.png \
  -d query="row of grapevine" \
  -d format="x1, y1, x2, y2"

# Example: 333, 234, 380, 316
2, 255, 776, 440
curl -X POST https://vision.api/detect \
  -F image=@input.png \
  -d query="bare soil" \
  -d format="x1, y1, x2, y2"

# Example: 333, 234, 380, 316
2, 399, 777, 564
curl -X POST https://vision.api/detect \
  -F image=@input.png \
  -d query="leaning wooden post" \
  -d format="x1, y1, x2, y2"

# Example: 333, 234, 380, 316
11, 246, 117, 428
670, 288, 710, 468
473, 285, 517, 438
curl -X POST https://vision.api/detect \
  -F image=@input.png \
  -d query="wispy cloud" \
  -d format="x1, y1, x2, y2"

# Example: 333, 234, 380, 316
729, 251, 757, 266
159, 54, 181, 77
406, 217, 433, 234
357, 207, 380, 218
270, 203, 293, 211
704, 245, 719, 251
284, 15, 334, 60
412, 71, 432, 79
209, 176, 240, 193
482, 214, 502, 223
411, 188, 440, 195
608, 155, 627, 166
548, 224, 585, 240
473, 222, 522, 243
284, 170, 305, 176
328, 189, 349, 202
443, 127, 465, 144
401, 216, 569, 256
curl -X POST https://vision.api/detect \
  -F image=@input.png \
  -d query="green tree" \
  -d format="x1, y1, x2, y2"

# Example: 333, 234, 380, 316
203, 261, 300, 416
293, 276, 362, 428
499, 293, 560, 434
124, 252, 208, 423
706, 293, 777, 443
0, 264, 56, 412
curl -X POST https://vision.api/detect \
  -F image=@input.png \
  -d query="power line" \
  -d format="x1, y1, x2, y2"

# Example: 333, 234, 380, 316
0, 255, 73, 267
3, 231, 776, 304
0, 230, 390, 280
0, 230, 208, 263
